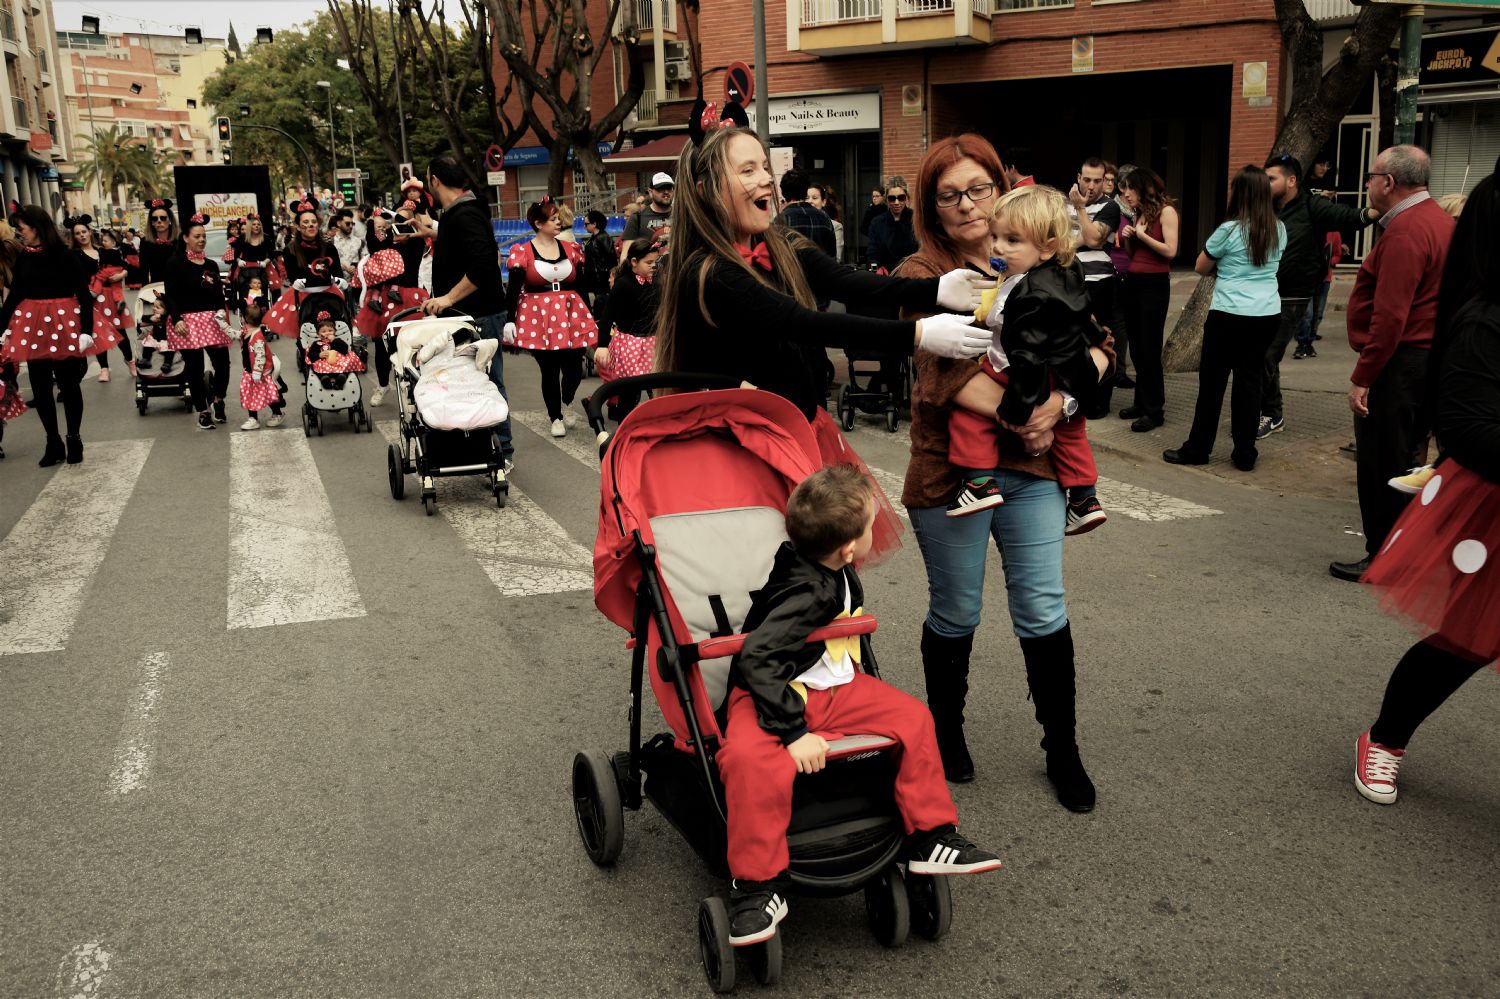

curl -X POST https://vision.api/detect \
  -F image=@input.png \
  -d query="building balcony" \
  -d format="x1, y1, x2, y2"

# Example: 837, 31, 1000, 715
635, 87, 658, 126
629, 0, 677, 39
789, 0, 991, 56
1303, 0, 1358, 24
11, 95, 28, 129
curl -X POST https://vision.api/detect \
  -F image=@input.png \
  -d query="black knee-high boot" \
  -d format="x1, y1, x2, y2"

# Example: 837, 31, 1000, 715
921, 624, 975, 783
1021, 623, 1095, 812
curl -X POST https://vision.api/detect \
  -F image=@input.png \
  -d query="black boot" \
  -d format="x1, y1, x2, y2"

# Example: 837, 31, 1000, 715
65, 435, 83, 465
39, 435, 65, 468
921, 624, 975, 783
1021, 623, 1095, 813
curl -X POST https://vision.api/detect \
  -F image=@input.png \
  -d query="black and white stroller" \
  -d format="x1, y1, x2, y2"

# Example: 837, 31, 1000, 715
295, 284, 371, 436
130, 282, 194, 415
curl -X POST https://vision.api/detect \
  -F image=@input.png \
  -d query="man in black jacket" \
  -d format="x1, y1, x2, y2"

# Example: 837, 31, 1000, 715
423, 152, 513, 470
1258, 154, 1377, 440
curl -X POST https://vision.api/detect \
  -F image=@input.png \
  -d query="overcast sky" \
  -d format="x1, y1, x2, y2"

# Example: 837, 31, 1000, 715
53, 1, 323, 40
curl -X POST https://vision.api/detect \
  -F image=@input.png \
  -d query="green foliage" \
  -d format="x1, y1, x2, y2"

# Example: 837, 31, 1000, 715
76, 125, 173, 207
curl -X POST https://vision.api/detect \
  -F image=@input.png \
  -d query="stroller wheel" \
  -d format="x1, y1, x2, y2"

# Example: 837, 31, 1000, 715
302, 409, 313, 437
885, 405, 899, 433
696, 897, 737, 995
387, 444, 405, 500
906, 871, 953, 941
571, 750, 624, 866
838, 384, 855, 433
744, 930, 782, 986
864, 865, 910, 948
422, 495, 436, 516
316, 413, 325, 437
136, 398, 147, 416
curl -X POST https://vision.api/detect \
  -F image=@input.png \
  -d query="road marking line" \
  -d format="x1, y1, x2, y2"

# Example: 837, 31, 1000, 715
511, 410, 601, 468
228, 433, 367, 630
1097, 475, 1222, 522
0, 440, 153, 657
54, 941, 111, 999
106, 652, 168, 795
377, 422, 592, 596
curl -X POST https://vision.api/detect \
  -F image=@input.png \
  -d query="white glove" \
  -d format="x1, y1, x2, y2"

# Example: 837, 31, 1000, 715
936, 268, 996, 313
502, 322, 517, 345
77, 333, 95, 354
252, 371, 263, 382
917, 313, 990, 360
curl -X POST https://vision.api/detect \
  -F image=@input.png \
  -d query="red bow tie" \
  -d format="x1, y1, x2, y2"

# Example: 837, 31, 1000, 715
187, 251, 206, 263
635, 274, 652, 286
735, 242, 772, 273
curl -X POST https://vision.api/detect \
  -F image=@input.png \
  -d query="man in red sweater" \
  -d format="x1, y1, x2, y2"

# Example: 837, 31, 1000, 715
1331, 145, 1455, 582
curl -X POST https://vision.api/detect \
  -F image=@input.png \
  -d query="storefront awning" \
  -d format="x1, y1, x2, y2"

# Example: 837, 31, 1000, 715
605, 134, 688, 165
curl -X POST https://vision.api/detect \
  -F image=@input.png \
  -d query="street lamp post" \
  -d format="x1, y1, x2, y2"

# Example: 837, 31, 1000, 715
316, 80, 335, 198
338, 105, 359, 203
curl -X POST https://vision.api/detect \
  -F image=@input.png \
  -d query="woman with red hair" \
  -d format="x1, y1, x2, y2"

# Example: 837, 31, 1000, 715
896, 134, 1112, 812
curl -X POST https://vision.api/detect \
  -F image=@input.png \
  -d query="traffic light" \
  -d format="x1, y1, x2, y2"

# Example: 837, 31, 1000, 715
216, 116, 232, 143
222, 147, 232, 164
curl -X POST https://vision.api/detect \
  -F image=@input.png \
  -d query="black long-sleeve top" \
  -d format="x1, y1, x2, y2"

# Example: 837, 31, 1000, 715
671, 242, 939, 419
306, 337, 351, 363
282, 237, 339, 285
393, 236, 425, 289
432, 195, 504, 317
72, 246, 128, 280
231, 235, 276, 266
163, 254, 226, 318
995, 258, 1108, 427
600, 274, 658, 348
0, 248, 95, 336
1436, 297, 1500, 484
137, 239, 177, 284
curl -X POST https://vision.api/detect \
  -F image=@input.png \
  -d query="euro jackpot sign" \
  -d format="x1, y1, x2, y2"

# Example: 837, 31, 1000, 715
1420, 28, 1500, 87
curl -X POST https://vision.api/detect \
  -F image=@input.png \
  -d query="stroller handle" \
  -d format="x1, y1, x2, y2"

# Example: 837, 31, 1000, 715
386, 304, 476, 326
585, 372, 744, 443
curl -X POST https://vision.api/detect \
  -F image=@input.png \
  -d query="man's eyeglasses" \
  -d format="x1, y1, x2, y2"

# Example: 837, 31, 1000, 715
1364, 171, 1393, 183
886, 193, 909, 203
934, 183, 997, 208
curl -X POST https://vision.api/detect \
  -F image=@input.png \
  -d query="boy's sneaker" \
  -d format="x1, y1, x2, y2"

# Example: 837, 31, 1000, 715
196, 412, 216, 431
906, 829, 1003, 875
213, 400, 227, 424
1303, 345, 1318, 358
1354, 729, 1404, 805
946, 476, 1004, 518
240, 417, 260, 431
1388, 465, 1436, 495
1065, 496, 1108, 536
1292, 346, 1309, 360
266, 414, 285, 428
1255, 415, 1284, 440
727, 881, 788, 947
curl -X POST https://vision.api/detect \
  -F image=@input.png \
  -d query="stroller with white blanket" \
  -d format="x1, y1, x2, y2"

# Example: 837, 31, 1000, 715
384, 308, 510, 515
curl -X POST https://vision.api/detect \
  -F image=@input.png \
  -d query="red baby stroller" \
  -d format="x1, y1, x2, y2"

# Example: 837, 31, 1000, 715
580, 374, 955, 993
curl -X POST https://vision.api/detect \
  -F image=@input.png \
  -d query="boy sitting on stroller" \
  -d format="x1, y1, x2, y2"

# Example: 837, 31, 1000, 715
718, 465, 1002, 947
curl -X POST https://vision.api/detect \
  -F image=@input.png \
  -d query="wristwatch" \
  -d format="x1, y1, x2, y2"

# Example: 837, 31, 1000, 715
1060, 392, 1079, 420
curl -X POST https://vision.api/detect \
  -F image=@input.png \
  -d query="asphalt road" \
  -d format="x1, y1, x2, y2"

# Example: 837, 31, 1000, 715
1, 342, 1496, 999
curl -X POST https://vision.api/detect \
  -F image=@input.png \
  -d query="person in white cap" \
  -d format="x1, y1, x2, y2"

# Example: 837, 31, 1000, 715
621, 171, 674, 258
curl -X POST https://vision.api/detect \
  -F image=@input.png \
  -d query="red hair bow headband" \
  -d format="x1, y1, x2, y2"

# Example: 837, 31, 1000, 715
316, 310, 333, 322
688, 98, 750, 147
188, 212, 211, 227
295, 201, 318, 215
148, 198, 172, 210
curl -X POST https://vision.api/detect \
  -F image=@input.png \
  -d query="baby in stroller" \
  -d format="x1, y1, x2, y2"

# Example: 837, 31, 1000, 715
298, 298, 372, 435
719, 465, 1001, 947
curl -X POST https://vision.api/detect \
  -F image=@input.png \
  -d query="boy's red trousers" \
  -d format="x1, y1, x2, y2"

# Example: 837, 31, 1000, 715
948, 359, 1097, 489
717, 673, 959, 882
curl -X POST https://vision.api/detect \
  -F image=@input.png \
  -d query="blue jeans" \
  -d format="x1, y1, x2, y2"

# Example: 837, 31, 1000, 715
1295, 279, 1331, 349
909, 469, 1068, 641
474, 312, 514, 462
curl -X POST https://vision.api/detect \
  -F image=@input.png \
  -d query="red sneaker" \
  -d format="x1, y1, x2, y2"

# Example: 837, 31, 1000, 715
1354, 730, 1404, 805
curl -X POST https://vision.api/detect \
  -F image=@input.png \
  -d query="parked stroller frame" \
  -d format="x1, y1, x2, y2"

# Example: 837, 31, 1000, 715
581, 375, 954, 993
836, 350, 911, 435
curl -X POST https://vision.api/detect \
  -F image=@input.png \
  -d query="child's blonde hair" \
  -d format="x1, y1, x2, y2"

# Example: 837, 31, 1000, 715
990, 185, 1077, 268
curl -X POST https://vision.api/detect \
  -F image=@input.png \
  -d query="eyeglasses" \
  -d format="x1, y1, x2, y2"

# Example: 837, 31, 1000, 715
150, 214, 169, 222
1364, 171, 1393, 183
886, 193, 909, 203
934, 183, 997, 208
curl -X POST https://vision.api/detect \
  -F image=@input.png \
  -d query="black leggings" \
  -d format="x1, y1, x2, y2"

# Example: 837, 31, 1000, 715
181, 346, 231, 413
533, 348, 584, 420
373, 334, 392, 387
1121, 271, 1170, 419
1369, 638, 1486, 750
94, 328, 135, 367
28, 358, 85, 438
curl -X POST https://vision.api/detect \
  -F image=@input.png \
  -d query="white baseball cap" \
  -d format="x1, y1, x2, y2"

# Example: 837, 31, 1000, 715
650, 172, 675, 189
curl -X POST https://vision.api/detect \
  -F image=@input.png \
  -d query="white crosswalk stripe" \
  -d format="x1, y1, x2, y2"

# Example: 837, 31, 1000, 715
107, 652, 168, 795
1096, 475, 1221, 522
377, 422, 592, 596
0, 439, 153, 656
228, 433, 367, 630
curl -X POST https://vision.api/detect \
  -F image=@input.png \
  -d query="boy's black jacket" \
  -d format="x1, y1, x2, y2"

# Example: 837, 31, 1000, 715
996, 257, 1108, 427
730, 542, 877, 746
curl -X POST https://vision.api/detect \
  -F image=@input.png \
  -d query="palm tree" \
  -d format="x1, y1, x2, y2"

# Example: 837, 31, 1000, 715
76, 125, 168, 209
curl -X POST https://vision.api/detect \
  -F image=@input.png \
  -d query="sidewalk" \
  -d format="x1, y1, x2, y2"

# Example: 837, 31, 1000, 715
1093, 269, 1362, 501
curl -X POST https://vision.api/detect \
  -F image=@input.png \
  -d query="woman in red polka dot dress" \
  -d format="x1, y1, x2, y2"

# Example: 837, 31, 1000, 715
0, 206, 113, 466
164, 213, 234, 431
1353, 171, 1500, 806
502, 198, 598, 437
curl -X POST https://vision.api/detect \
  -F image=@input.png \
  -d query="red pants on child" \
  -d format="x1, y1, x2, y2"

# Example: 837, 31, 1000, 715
717, 672, 959, 882
948, 359, 1097, 488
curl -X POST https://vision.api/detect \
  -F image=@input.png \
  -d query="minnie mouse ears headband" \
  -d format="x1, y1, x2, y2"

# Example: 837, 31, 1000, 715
293, 200, 318, 216
315, 310, 333, 322
687, 98, 750, 147
187, 212, 211, 227
148, 198, 173, 211
64, 214, 93, 229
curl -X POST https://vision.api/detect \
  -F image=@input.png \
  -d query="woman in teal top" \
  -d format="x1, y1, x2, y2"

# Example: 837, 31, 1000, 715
1164, 165, 1286, 471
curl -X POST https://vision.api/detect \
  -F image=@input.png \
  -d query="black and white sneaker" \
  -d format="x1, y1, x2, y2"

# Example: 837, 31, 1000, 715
906, 829, 1003, 875
1065, 496, 1108, 536
945, 476, 1004, 518
728, 881, 788, 947
196, 412, 217, 431
212, 400, 227, 424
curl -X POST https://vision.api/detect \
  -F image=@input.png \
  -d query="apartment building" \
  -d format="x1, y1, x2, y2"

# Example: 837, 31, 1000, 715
0, 0, 69, 214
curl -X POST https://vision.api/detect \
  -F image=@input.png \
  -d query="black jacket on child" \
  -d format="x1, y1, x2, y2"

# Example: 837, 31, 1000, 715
730, 542, 878, 747
995, 257, 1107, 428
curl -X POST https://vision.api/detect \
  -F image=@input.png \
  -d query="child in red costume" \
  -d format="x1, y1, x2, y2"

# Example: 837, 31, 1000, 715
717, 465, 1002, 947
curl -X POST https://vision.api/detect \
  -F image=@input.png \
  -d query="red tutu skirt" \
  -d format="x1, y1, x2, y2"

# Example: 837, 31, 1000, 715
513, 289, 597, 351
599, 332, 655, 382
0, 364, 24, 420
355, 286, 429, 339
310, 352, 366, 375
811, 408, 905, 567
240, 370, 283, 412
168, 310, 232, 350
264, 286, 305, 337
1363, 459, 1500, 665
1, 297, 119, 363
89, 269, 134, 330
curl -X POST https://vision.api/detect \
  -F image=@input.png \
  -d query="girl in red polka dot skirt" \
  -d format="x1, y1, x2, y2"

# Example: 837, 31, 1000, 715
69, 216, 137, 383
1353, 174, 1500, 807
502, 198, 597, 437
0, 206, 113, 466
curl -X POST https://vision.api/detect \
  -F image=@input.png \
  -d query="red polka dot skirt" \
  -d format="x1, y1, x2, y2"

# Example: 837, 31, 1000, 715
167, 310, 232, 351
598, 332, 655, 382
1, 297, 119, 363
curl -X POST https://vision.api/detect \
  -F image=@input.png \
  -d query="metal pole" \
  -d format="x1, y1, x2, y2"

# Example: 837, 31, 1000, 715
752, 0, 769, 144
238, 122, 317, 196
327, 90, 338, 195
390, 0, 409, 164
1394, 3, 1424, 146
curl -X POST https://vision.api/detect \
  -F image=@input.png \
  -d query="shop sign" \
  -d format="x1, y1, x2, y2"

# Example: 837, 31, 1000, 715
1420, 29, 1500, 87
746, 92, 880, 136
40, 166, 59, 181
504, 142, 614, 167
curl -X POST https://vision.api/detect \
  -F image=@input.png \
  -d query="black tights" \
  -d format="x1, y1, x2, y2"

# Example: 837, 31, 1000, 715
533, 348, 584, 420
28, 358, 85, 438
374, 335, 392, 387
181, 346, 231, 413
1369, 638, 1486, 750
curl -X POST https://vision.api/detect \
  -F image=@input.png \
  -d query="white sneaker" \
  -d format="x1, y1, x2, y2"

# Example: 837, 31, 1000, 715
266, 414, 285, 428
240, 417, 260, 431
550, 418, 566, 438
370, 387, 386, 406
